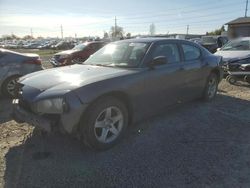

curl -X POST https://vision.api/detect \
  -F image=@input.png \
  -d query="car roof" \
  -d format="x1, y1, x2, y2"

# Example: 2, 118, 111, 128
0, 48, 14, 53
115, 37, 188, 43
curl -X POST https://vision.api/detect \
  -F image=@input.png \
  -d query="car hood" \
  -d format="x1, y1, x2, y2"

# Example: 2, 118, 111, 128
215, 50, 250, 61
19, 64, 135, 94
55, 49, 79, 56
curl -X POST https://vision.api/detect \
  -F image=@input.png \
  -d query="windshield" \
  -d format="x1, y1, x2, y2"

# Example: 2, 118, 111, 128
201, 37, 216, 44
221, 39, 250, 51
73, 43, 86, 50
84, 42, 149, 67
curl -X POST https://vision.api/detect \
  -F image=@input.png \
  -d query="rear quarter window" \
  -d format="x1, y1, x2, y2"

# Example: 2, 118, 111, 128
182, 44, 201, 61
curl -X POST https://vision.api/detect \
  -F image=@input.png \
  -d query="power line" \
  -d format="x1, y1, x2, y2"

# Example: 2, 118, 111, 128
119, 9, 242, 27
245, 0, 249, 17
1, 0, 246, 37
119, 1, 245, 22
47, 6, 243, 30
60, 24, 63, 39
0, 0, 240, 16
186, 25, 189, 35
115, 16, 117, 37
30, 28, 33, 37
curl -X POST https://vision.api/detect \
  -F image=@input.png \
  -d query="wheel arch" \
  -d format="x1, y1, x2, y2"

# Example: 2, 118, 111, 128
83, 91, 134, 125
210, 68, 221, 80
1, 74, 22, 92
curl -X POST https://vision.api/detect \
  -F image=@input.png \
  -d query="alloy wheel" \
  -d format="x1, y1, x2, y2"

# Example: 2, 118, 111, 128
207, 76, 217, 99
94, 106, 124, 144
6, 78, 18, 96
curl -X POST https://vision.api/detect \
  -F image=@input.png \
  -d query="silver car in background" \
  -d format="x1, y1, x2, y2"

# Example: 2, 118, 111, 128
215, 37, 250, 62
0, 48, 43, 97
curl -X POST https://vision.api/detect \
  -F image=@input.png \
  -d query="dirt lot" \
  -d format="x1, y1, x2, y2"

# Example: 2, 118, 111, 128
0, 79, 250, 188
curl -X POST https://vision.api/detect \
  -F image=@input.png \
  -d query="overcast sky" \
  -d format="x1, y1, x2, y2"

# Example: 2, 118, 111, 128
0, 0, 247, 37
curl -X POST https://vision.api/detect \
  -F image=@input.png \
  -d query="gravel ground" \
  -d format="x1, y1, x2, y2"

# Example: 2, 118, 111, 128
0, 79, 249, 188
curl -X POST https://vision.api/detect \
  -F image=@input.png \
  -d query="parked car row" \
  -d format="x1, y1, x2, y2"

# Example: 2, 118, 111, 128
0, 37, 111, 50
1, 39, 81, 50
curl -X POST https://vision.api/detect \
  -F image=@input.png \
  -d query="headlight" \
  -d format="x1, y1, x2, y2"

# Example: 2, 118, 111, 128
32, 98, 68, 114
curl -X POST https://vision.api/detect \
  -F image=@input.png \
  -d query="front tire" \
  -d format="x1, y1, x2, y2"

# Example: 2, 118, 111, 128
80, 96, 128, 150
203, 72, 219, 101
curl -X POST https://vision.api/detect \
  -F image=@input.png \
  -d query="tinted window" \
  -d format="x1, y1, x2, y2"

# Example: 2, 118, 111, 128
152, 43, 180, 63
182, 44, 201, 61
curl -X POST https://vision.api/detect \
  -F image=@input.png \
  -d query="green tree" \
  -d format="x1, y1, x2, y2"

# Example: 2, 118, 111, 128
23, 35, 34, 40
103, 31, 109, 39
1, 34, 19, 40
126, 33, 131, 38
206, 26, 225, 35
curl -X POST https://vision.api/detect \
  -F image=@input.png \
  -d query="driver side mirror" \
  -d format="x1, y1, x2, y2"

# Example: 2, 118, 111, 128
149, 56, 168, 68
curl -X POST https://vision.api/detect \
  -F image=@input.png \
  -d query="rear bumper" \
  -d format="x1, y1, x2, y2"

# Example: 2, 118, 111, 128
12, 100, 53, 132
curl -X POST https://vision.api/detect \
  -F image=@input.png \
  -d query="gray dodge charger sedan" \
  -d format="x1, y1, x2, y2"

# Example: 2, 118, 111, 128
13, 38, 223, 150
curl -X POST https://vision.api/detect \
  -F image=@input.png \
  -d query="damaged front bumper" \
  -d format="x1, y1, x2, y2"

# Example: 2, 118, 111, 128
12, 99, 54, 132
12, 96, 88, 134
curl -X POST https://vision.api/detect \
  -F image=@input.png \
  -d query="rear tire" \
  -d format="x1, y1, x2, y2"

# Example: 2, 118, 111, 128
227, 75, 237, 85
80, 96, 128, 151
244, 76, 250, 84
2, 75, 20, 98
203, 72, 219, 101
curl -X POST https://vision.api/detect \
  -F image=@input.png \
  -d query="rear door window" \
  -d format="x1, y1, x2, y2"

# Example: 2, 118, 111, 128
152, 43, 180, 64
182, 44, 201, 61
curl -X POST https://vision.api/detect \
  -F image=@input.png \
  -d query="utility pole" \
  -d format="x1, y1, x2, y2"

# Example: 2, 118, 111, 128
30, 28, 33, 37
114, 16, 117, 38
186, 25, 189, 35
245, 0, 248, 17
60, 24, 63, 39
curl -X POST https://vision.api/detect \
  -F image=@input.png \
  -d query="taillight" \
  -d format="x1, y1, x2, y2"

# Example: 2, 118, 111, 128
24, 59, 41, 65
